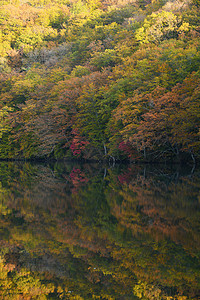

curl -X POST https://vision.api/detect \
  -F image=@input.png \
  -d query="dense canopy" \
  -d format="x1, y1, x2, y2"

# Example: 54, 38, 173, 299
0, 0, 199, 162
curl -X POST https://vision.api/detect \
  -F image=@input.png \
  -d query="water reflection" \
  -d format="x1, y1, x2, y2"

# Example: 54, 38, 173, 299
0, 162, 199, 299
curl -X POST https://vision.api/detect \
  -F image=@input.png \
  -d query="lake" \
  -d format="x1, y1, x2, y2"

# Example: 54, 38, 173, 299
0, 161, 199, 299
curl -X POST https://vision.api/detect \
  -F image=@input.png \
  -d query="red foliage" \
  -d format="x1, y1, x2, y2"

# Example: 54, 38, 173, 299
119, 141, 141, 160
69, 167, 89, 193
118, 168, 133, 184
70, 129, 90, 157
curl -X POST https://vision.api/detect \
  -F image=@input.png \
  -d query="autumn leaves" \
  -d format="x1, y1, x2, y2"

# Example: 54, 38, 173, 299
0, 0, 200, 161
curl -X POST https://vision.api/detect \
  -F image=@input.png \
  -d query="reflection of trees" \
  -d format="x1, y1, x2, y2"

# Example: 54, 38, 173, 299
0, 162, 200, 299
114, 166, 200, 252
108, 165, 200, 298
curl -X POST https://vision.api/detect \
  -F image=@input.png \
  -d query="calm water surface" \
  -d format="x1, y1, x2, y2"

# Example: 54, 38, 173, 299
0, 162, 200, 299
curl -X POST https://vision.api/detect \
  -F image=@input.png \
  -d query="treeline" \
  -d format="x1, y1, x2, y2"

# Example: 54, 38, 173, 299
0, 0, 200, 162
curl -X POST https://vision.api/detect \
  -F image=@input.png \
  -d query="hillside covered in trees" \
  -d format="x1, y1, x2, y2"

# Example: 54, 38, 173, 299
0, 0, 200, 162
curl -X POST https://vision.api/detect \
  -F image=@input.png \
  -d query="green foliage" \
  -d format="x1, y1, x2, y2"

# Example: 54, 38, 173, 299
0, 106, 13, 138
135, 11, 189, 44
90, 48, 120, 69
0, 0, 199, 161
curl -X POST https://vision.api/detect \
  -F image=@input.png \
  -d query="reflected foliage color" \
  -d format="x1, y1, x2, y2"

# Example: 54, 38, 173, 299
0, 162, 200, 299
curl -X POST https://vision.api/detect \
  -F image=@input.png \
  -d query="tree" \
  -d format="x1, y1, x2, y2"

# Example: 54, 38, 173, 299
135, 11, 189, 44
115, 72, 200, 162
75, 70, 114, 157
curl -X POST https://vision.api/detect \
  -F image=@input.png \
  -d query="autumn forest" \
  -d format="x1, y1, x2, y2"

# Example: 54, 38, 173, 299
1, 1, 200, 299
0, 0, 199, 163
